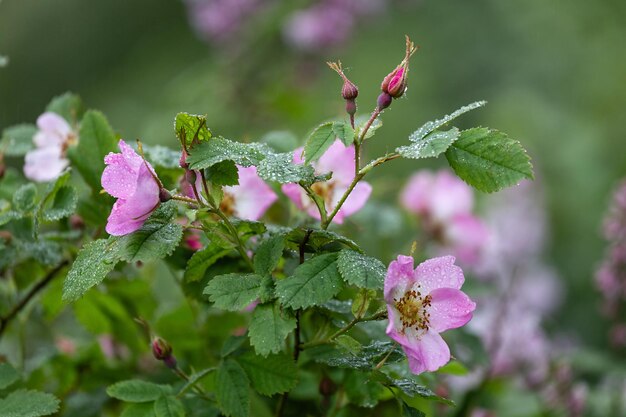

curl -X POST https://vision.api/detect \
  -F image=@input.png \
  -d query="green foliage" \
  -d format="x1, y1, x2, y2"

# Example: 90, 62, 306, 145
313, 341, 404, 371
0, 363, 19, 390
260, 131, 299, 153
175, 112, 212, 148
337, 249, 385, 290
205, 160, 239, 186
204, 273, 264, 311
410, 101, 486, 142
397, 128, 460, 159
355, 115, 382, 140
106, 380, 171, 403
344, 371, 384, 408
153, 396, 185, 417
187, 137, 268, 170
403, 403, 426, 417
276, 253, 343, 309
143, 144, 183, 169
445, 127, 534, 193
38, 170, 77, 221
0, 389, 60, 417
184, 244, 232, 282
285, 228, 361, 253
333, 121, 355, 146
13, 183, 38, 213
248, 302, 297, 356
253, 234, 285, 275
1, 124, 36, 156
120, 403, 156, 417
46, 92, 84, 122
237, 352, 298, 396
62, 238, 120, 302
67, 110, 118, 191
216, 360, 250, 417
304, 122, 336, 163
256, 151, 314, 184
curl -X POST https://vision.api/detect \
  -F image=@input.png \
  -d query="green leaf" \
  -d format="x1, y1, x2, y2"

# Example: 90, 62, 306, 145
204, 273, 263, 311
389, 378, 454, 405
175, 112, 212, 149
0, 389, 60, 417
304, 122, 335, 163
38, 171, 77, 222
445, 127, 534, 193
403, 403, 426, 417
337, 250, 385, 290
178, 367, 217, 396
216, 359, 250, 417
410, 101, 486, 142
333, 121, 355, 146
154, 396, 185, 417
121, 403, 157, 417
184, 244, 231, 282
1, 124, 36, 156
117, 202, 183, 263
276, 253, 343, 309
286, 229, 361, 252
0, 363, 19, 390
256, 152, 315, 184
396, 128, 460, 159
46, 92, 84, 122
205, 160, 239, 186
0, 210, 20, 227
106, 380, 170, 403
143, 144, 183, 169
344, 371, 384, 408
314, 341, 404, 371
18, 240, 63, 266
62, 238, 120, 302
187, 137, 269, 170
260, 131, 298, 153
253, 234, 285, 275
67, 110, 118, 191
13, 183, 38, 213
237, 352, 298, 396
335, 335, 363, 354
248, 302, 296, 356
355, 115, 382, 140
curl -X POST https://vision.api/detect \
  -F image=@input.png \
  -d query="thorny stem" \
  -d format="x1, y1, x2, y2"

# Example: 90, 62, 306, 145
0, 260, 69, 339
299, 310, 388, 349
171, 195, 199, 205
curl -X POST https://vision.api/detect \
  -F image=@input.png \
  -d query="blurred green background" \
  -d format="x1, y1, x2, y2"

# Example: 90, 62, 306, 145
2, 0, 626, 347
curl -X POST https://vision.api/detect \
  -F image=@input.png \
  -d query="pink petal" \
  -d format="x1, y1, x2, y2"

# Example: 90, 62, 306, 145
23, 146, 69, 182
226, 166, 277, 221
384, 255, 415, 302
415, 256, 464, 294
430, 171, 474, 222
282, 183, 307, 210
445, 214, 489, 266
37, 112, 72, 138
428, 287, 476, 332
292, 147, 305, 165
405, 331, 451, 374
105, 199, 147, 235
102, 153, 140, 199
117, 140, 144, 171
316, 140, 355, 185
400, 171, 434, 215
330, 181, 372, 223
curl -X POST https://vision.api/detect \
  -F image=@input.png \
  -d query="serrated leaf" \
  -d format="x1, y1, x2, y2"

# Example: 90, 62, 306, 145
143, 145, 183, 169
256, 152, 315, 184
253, 234, 285, 275
0, 389, 60, 417
344, 371, 384, 408
0, 363, 19, 390
403, 403, 426, 417
154, 396, 185, 417
13, 183, 37, 213
116, 202, 183, 263
386, 377, 454, 405
335, 335, 362, 354
276, 253, 343, 309
67, 110, 118, 191
184, 244, 231, 282
121, 403, 156, 417
314, 341, 404, 371
337, 250, 385, 290
175, 113, 212, 148
187, 137, 269, 170
237, 352, 298, 396
285, 229, 361, 252
18, 240, 63, 266
410, 101, 486, 142
106, 380, 171, 403
41, 185, 77, 221
216, 360, 250, 417
445, 127, 533, 193
62, 239, 120, 302
204, 273, 263, 311
46, 92, 84, 122
397, 128, 460, 159
206, 160, 239, 186
1, 124, 36, 156
248, 302, 296, 356
333, 121, 355, 146
304, 122, 335, 163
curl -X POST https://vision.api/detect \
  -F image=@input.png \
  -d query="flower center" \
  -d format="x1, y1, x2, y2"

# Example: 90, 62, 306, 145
220, 191, 236, 217
311, 181, 336, 205
394, 287, 432, 334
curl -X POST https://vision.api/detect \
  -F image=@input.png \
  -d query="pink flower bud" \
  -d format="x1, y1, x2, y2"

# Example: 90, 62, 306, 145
380, 36, 417, 99
377, 92, 392, 111
159, 188, 172, 203
327, 61, 359, 101
152, 337, 177, 368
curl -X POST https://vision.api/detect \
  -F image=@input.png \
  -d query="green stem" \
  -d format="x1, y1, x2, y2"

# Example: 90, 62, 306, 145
299, 310, 388, 349
299, 182, 328, 224
171, 194, 199, 205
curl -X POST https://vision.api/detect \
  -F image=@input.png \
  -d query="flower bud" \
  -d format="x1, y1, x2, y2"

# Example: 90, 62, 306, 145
327, 61, 359, 101
345, 99, 357, 116
159, 188, 172, 203
152, 337, 172, 360
377, 92, 392, 111
380, 36, 417, 99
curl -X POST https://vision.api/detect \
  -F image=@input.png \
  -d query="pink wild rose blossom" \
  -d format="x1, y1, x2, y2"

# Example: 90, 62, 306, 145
401, 170, 489, 266
102, 140, 162, 236
384, 255, 476, 374
282, 140, 371, 224
24, 112, 77, 182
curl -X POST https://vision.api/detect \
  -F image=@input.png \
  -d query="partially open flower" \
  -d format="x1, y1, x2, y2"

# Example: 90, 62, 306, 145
282, 140, 372, 224
384, 255, 475, 374
24, 112, 77, 182
380, 36, 417, 99
102, 140, 162, 236
151, 337, 177, 369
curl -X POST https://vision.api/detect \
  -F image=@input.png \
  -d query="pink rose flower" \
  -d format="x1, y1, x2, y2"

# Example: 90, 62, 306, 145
401, 170, 489, 266
282, 140, 372, 224
24, 112, 77, 182
384, 255, 476, 374
102, 140, 161, 236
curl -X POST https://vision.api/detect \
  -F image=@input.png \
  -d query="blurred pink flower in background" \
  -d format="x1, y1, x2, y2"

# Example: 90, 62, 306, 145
400, 170, 489, 266
282, 140, 371, 224
185, 0, 265, 44
24, 112, 77, 182
384, 255, 475, 374
102, 140, 161, 236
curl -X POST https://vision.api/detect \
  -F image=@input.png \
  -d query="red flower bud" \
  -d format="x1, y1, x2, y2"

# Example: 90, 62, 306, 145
159, 188, 172, 203
152, 337, 177, 368
327, 61, 359, 101
381, 36, 418, 99
377, 92, 393, 111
